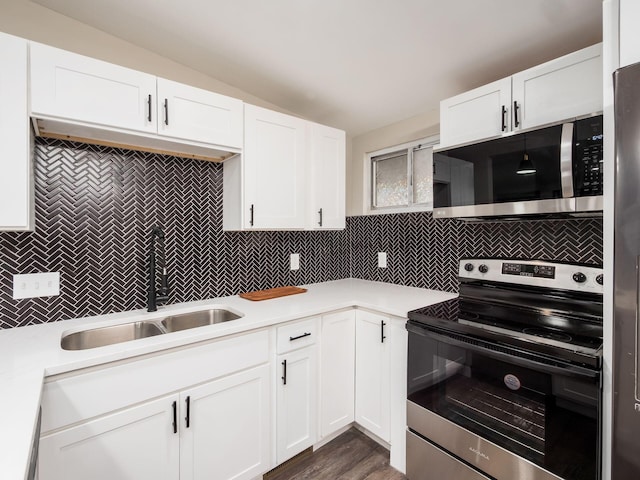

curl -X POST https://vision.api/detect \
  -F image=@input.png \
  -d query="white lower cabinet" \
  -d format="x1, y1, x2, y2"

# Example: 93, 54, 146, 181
276, 346, 317, 462
180, 365, 271, 480
355, 310, 391, 442
275, 318, 318, 463
38, 330, 271, 480
39, 394, 180, 480
320, 310, 355, 438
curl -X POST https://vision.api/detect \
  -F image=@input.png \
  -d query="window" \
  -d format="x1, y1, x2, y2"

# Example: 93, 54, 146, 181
368, 136, 438, 213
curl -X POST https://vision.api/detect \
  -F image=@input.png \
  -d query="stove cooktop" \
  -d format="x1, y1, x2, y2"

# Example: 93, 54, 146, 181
407, 298, 603, 367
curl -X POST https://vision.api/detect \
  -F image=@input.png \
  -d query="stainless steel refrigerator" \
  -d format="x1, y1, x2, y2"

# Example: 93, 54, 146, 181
613, 61, 640, 479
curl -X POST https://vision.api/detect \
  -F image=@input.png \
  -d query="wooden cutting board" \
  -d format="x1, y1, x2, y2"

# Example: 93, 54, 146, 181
239, 286, 307, 301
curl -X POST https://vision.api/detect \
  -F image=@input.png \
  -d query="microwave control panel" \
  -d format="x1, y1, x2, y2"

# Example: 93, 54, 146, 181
574, 116, 603, 196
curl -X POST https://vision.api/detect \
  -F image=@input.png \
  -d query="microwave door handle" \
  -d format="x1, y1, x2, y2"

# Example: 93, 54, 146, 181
560, 122, 575, 198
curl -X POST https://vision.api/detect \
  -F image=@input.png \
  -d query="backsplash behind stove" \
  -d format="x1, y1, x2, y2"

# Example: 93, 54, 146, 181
0, 138, 603, 328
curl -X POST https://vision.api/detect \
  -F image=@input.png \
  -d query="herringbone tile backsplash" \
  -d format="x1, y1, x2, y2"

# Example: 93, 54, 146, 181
0, 138, 603, 328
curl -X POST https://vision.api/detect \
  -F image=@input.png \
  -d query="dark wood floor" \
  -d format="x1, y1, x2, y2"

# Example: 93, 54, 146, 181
265, 428, 407, 480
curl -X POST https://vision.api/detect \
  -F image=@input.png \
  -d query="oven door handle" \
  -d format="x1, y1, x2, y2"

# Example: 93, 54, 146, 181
407, 322, 599, 382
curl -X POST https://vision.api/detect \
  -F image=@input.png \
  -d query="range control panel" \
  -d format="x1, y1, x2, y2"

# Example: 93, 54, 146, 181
460, 259, 603, 294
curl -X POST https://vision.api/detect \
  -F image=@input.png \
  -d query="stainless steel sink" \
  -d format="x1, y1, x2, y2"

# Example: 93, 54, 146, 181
61, 321, 164, 350
161, 309, 243, 333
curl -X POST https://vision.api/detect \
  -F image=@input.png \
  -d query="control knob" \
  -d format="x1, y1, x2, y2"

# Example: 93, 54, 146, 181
596, 274, 603, 286
464, 263, 474, 272
478, 264, 489, 274
572, 272, 587, 284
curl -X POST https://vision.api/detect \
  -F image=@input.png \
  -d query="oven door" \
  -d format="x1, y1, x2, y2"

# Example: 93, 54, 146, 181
406, 322, 601, 480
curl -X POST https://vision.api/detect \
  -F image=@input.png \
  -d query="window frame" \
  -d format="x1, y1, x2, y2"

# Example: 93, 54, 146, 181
365, 134, 440, 215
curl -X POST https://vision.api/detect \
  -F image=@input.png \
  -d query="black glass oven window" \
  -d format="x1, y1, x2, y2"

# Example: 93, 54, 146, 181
407, 331, 599, 480
433, 124, 564, 208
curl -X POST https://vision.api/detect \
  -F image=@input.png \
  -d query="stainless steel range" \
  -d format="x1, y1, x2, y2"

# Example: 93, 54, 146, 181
406, 258, 603, 480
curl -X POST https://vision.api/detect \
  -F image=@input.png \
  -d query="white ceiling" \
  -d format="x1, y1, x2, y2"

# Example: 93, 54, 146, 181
32, 0, 602, 136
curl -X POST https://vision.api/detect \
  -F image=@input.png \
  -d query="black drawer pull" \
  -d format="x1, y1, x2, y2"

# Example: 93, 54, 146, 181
290, 332, 311, 341
501, 105, 507, 131
282, 359, 287, 385
318, 208, 323, 227
147, 94, 152, 122
172, 401, 177, 434
381, 320, 386, 343
164, 98, 169, 125
185, 396, 191, 428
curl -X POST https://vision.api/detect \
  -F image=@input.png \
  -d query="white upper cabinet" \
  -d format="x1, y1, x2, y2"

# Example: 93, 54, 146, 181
512, 44, 603, 131
439, 44, 603, 149
156, 78, 243, 149
440, 77, 511, 148
30, 42, 157, 134
29, 42, 242, 160
224, 106, 346, 231
241, 104, 308, 229
308, 123, 346, 230
0, 32, 32, 231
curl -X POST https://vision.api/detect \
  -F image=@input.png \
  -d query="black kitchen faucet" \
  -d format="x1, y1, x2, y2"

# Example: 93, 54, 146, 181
147, 225, 169, 312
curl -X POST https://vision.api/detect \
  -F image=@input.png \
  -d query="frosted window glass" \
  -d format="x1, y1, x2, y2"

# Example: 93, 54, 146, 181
374, 153, 407, 207
413, 147, 433, 206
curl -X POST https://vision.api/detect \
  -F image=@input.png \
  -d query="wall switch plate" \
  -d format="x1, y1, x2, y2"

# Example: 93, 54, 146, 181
378, 252, 387, 268
290, 253, 300, 271
13, 272, 60, 299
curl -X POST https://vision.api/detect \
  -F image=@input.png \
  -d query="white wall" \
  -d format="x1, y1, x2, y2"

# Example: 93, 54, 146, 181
347, 109, 440, 216
0, 0, 290, 114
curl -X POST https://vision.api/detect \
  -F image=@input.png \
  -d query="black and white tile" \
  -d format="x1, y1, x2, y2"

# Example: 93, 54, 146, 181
347, 212, 602, 293
0, 139, 349, 328
0, 138, 603, 329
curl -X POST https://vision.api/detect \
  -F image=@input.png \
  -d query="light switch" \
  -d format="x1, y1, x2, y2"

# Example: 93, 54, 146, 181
378, 252, 387, 268
13, 272, 60, 299
290, 253, 300, 271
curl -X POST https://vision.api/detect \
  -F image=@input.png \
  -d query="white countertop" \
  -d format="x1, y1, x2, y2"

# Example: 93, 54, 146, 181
0, 279, 456, 480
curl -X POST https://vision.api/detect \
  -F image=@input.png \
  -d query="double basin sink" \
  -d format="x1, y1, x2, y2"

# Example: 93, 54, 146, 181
61, 308, 243, 351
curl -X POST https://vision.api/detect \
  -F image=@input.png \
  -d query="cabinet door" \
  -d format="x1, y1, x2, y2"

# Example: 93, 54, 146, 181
30, 43, 157, 134
308, 123, 346, 229
512, 43, 602, 131
439, 77, 511, 148
0, 32, 32, 231
320, 310, 355, 438
180, 365, 271, 480
243, 104, 307, 229
355, 310, 390, 442
277, 346, 317, 462
156, 78, 243, 148
38, 394, 180, 480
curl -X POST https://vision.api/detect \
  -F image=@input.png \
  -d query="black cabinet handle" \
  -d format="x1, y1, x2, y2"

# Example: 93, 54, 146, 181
164, 98, 169, 126
381, 320, 386, 343
513, 101, 520, 128
318, 208, 323, 227
147, 94, 152, 123
172, 401, 177, 434
185, 396, 191, 428
282, 359, 287, 385
290, 332, 311, 341
501, 105, 507, 131
250, 204, 254, 226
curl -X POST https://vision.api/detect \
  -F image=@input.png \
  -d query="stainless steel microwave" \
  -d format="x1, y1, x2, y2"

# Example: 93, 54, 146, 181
432, 115, 603, 219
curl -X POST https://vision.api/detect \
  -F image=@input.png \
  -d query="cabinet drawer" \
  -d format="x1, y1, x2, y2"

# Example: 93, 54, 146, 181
276, 318, 317, 354
41, 329, 269, 433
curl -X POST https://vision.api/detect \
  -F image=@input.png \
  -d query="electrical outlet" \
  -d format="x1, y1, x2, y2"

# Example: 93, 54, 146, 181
13, 272, 60, 299
378, 252, 387, 268
290, 253, 300, 271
